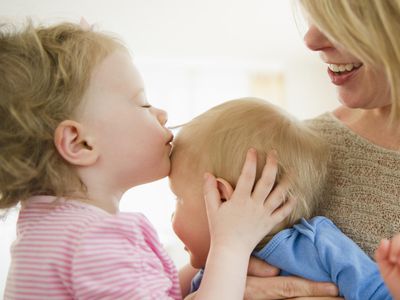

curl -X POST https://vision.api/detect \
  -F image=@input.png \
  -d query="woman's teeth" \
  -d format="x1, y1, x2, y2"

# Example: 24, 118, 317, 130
328, 63, 362, 73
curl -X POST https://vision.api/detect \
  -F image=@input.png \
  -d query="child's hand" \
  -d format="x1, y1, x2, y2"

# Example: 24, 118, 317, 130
203, 148, 296, 253
375, 234, 400, 300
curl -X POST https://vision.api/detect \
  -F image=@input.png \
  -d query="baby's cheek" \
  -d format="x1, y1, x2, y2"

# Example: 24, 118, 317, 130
171, 212, 184, 240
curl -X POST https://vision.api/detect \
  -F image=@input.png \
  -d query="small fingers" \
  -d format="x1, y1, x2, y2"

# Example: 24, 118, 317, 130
252, 150, 278, 203
203, 172, 221, 216
389, 233, 400, 264
375, 238, 392, 278
234, 148, 258, 199
269, 195, 296, 224
375, 238, 390, 263
263, 175, 291, 213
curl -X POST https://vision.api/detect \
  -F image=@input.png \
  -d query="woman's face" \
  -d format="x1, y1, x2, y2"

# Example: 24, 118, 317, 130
304, 24, 391, 110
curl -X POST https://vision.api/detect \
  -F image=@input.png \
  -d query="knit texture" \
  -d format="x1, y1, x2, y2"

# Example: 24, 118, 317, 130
307, 112, 400, 258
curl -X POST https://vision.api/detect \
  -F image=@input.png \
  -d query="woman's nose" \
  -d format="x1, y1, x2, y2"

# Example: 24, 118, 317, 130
303, 24, 332, 51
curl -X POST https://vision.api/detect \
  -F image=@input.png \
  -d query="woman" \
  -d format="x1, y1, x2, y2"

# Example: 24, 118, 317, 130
204, 1, 400, 299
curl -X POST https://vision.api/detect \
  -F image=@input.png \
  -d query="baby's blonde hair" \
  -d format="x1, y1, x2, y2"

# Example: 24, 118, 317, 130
299, 0, 400, 122
0, 21, 125, 210
171, 98, 329, 248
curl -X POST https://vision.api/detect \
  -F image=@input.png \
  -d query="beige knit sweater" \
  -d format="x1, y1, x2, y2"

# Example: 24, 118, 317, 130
307, 112, 400, 258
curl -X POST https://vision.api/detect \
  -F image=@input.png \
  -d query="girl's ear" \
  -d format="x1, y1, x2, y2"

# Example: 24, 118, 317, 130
216, 178, 234, 201
54, 120, 98, 166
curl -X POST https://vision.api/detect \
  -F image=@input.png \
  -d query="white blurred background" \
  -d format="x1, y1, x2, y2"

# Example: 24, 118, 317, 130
0, 0, 338, 295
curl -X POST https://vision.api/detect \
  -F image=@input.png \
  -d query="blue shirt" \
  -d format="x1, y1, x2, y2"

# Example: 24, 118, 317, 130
191, 217, 391, 299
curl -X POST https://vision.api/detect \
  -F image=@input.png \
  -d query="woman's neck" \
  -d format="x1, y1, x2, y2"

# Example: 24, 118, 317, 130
333, 105, 400, 151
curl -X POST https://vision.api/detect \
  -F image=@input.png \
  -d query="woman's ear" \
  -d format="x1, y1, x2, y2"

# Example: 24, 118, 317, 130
216, 178, 234, 201
54, 120, 98, 166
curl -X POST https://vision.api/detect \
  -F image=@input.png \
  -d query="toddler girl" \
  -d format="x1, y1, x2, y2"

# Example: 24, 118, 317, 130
0, 21, 294, 299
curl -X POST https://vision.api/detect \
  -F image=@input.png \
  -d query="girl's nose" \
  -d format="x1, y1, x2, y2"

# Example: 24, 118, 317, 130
156, 107, 168, 125
303, 24, 332, 51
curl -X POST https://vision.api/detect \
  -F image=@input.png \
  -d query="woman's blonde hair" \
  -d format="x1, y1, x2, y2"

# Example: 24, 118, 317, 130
171, 98, 329, 248
298, 0, 400, 122
0, 21, 125, 210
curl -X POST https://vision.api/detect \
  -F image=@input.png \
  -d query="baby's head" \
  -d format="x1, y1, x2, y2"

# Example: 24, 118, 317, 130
0, 21, 173, 211
169, 98, 328, 268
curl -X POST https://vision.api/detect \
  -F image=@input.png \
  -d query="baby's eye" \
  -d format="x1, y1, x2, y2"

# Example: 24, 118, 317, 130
141, 104, 152, 108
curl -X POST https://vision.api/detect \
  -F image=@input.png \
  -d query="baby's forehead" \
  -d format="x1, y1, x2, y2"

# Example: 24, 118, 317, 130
170, 153, 205, 178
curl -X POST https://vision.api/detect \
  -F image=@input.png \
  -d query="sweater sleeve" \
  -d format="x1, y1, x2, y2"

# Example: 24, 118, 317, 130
313, 218, 391, 300
70, 213, 181, 300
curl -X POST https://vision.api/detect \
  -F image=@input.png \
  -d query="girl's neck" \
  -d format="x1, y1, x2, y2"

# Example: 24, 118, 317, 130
76, 196, 120, 214
69, 188, 121, 215
333, 105, 400, 151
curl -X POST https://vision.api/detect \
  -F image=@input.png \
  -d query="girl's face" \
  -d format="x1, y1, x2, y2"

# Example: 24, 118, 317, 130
303, 24, 391, 110
78, 50, 173, 190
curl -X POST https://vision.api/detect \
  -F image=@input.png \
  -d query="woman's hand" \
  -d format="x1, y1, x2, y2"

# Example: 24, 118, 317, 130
243, 238, 341, 300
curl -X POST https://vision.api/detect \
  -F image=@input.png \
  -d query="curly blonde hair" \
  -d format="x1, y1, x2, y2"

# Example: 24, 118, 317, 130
299, 0, 400, 122
0, 21, 125, 210
171, 98, 329, 249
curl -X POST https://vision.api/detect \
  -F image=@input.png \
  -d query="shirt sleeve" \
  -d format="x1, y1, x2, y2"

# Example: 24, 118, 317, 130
70, 213, 180, 300
314, 218, 391, 300
255, 217, 392, 300
190, 269, 204, 293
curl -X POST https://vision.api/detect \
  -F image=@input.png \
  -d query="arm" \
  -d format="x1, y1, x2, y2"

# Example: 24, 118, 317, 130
248, 218, 387, 299
194, 149, 296, 300
315, 219, 391, 300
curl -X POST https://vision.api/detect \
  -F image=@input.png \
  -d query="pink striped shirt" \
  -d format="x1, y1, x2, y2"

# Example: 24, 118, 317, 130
4, 196, 182, 300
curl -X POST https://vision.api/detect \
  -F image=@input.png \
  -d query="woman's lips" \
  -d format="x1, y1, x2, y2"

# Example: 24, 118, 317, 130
327, 65, 362, 85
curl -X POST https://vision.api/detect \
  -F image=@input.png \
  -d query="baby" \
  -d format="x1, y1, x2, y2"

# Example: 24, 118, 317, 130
0, 22, 294, 299
169, 98, 392, 299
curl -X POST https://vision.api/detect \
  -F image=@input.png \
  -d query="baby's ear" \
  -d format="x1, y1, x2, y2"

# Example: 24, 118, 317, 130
54, 120, 98, 166
216, 178, 234, 201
